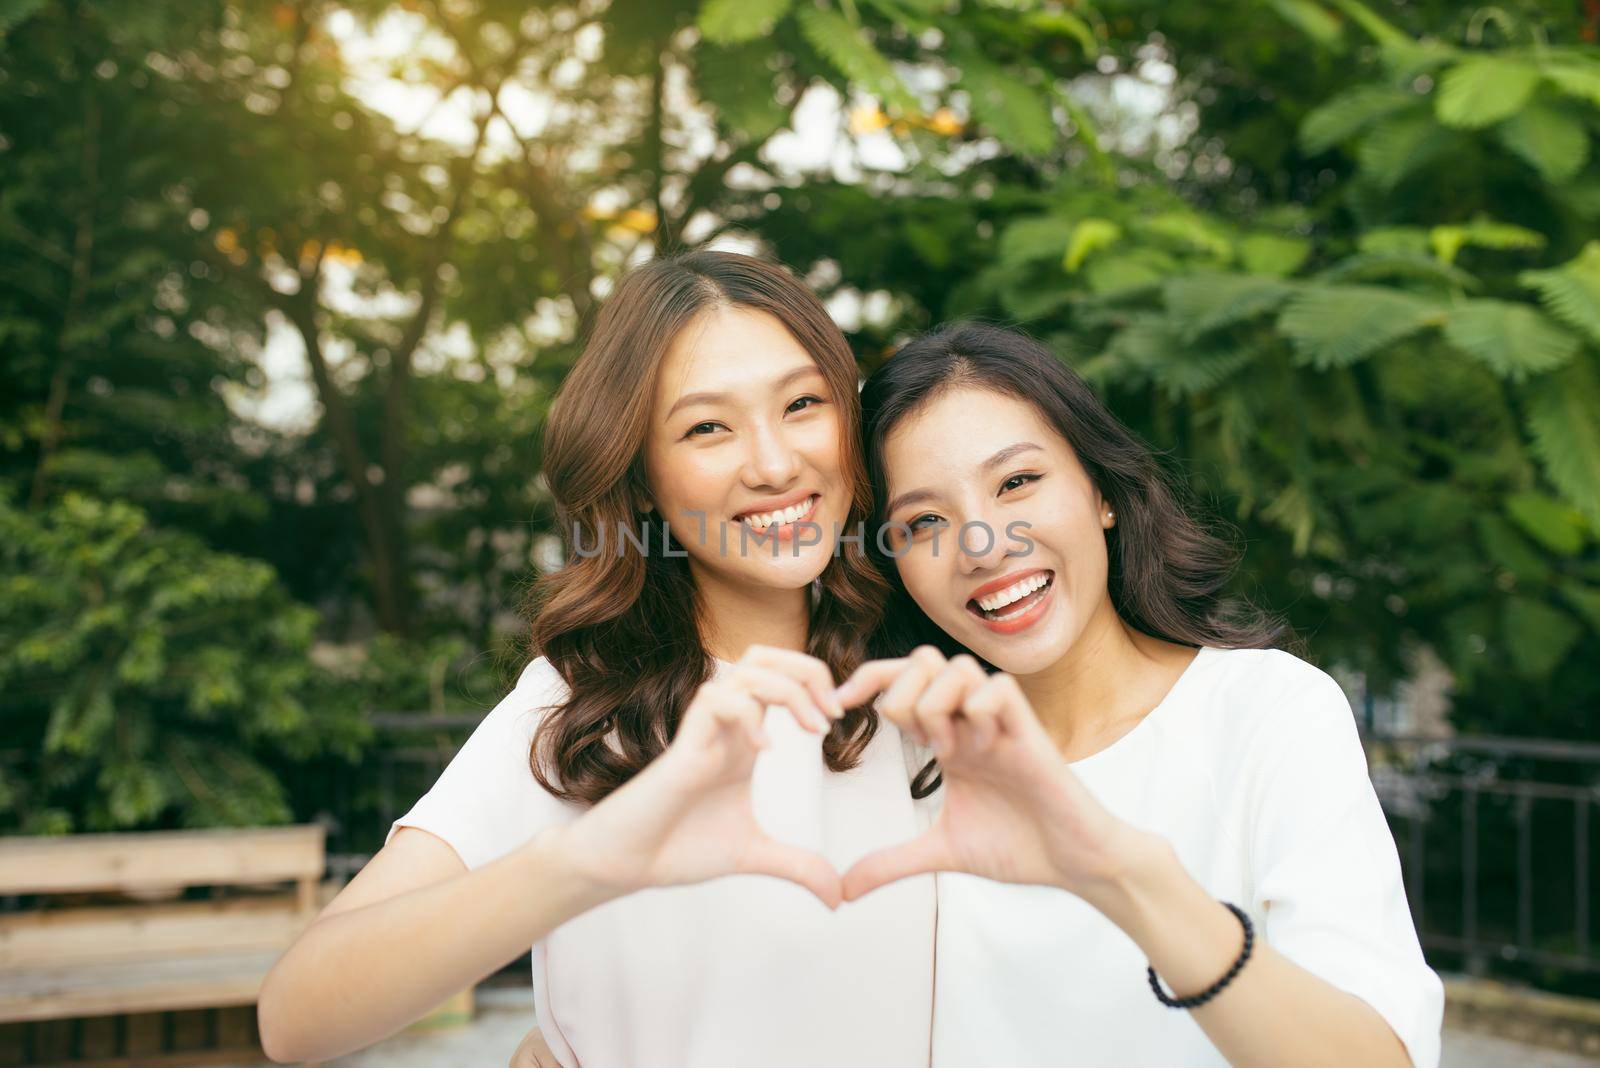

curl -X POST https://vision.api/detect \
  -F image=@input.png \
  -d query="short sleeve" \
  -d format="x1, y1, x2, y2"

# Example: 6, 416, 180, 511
1246, 662, 1444, 1068
386, 657, 580, 870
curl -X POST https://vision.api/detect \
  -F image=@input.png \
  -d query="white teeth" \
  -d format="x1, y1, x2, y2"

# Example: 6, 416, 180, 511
976, 573, 1051, 613
741, 495, 816, 531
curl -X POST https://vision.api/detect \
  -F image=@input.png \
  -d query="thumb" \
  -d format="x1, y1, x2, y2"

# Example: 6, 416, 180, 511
841, 832, 950, 902
738, 835, 844, 910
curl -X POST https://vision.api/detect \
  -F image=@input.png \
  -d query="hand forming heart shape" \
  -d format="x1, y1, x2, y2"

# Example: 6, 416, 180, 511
832, 646, 1140, 903
556, 644, 850, 908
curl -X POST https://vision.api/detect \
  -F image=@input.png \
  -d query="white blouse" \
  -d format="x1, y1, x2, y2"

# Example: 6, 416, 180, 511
388, 656, 935, 1068
913, 645, 1445, 1067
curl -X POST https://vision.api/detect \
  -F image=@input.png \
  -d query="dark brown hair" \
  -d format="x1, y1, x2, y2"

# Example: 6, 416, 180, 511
525, 251, 889, 805
858, 322, 1296, 795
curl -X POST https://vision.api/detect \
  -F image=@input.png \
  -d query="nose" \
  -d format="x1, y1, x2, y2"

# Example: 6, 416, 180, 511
954, 499, 1011, 576
742, 415, 803, 489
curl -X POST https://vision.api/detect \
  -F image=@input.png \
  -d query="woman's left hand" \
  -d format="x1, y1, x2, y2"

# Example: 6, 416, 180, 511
834, 646, 1156, 903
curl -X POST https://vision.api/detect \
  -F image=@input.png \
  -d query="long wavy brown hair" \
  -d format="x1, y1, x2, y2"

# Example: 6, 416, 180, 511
858, 322, 1297, 796
524, 251, 890, 805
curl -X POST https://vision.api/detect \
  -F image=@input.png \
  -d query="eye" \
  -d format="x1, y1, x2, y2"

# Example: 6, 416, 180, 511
906, 513, 946, 532
1000, 472, 1041, 494
786, 394, 825, 414
684, 421, 725, 439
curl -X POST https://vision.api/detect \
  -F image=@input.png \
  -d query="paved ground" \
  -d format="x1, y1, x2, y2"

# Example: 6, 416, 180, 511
321, 986, 1597, 1067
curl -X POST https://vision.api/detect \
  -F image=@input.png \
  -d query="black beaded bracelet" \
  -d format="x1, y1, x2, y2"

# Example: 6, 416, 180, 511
1147, 901, 1254, 1009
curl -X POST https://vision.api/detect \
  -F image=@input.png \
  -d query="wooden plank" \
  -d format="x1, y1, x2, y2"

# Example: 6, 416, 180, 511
0, 826, 324, 895
0, 950, 280, 1024
0, 894, 312, 968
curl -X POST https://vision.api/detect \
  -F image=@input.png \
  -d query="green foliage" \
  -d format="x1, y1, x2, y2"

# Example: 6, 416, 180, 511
697, 0, 793, 44
0, 492, 367, 832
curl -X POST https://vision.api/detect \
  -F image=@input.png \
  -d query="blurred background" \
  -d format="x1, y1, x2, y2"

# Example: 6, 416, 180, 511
3, 0, 1600, 1062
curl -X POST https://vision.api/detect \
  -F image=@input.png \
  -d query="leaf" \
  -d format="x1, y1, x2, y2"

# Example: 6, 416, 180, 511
1324, 0, 1412, 53
1101, 315, 1257, 398
998, 215, 1077, 265
1435, 57, 1541, 130
1503, 597, 1582, 679
1428, 218, 1546, 265
1541, 60, 1600, 109
0, 0, 46, 34
1268, 0, 1345, 50
1063, 218, 1121, 272
1519, 242, 1600, 345
1139, 212, 1233, 260
796, 6, 916, 113
1442, 300, 1579, 382
1316, 251, 1479, 289
697, 45, 788, 140
960, 55, 1056, 155
1023, 10, 1098, 56
1496, 100, 1590, 185
697, 0, 793, 44
1357, 111, 1460, 189
1084, 249, 1177, 295
1523, 355, 1600, 526
1506, 492, 1590, 556
1164, 273, 1295, 340
1300, 85, 1415, 155
1278, 285, 1446, 368
1559, 583, 1600, 631
1237, 233, 1311, 277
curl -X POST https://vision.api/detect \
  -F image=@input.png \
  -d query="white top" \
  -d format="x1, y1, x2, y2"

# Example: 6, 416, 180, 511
388, 656, 935, 1068
913, 645, 1445, 1068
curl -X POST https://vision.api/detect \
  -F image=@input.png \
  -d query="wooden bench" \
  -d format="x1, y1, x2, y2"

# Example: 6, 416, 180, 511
0, 825, 324, 1050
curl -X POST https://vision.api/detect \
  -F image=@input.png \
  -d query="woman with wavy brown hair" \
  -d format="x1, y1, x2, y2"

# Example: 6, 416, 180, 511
834, 322, 1443, 1067
256, 252, 934, 1068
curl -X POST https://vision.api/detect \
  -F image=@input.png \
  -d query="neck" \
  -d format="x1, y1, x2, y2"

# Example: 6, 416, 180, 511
692, 562, 812, 661
1014, 599, 1178, 757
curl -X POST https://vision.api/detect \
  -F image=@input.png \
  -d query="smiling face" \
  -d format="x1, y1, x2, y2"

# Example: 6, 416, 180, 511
642, 304, 850, 595
880, 386, 1116, 675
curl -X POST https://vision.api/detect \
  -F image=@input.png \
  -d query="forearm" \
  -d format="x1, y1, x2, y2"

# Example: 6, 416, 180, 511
258, 828, 611, 1063
1081, 834, 1412, 1068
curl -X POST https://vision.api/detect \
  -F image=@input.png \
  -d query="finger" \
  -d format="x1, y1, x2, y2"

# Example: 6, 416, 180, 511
740, 835, 844, 910
745, 646, 846, 720
707, 686, 769, 749
880, 648, 945, 743
733, 664, 830, 733
913, 656, 986, 756
832, 657, 911, 709
840, 832, 951, 901
965, 672, 1030, 738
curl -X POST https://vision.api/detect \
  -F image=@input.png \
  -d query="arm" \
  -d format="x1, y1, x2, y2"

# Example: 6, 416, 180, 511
1083, 831, 1414, 1068
259, 645, 846, 1063
836, 648, 1423, 1068
257, 824, 609, 1063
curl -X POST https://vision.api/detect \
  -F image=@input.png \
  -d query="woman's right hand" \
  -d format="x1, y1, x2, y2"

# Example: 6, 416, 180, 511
549, 645, 847, 908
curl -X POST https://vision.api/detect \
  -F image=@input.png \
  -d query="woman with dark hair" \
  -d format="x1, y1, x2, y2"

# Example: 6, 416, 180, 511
256, 253, 935, 1067
836, 322, 1443, 1066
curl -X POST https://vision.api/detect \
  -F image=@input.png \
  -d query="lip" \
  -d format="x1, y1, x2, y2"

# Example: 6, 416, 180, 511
967, 571, 1056, 636
966, 567, 1053, 603
732, 489, 820, 522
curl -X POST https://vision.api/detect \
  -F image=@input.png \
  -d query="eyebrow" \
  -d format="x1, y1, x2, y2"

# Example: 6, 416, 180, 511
665, 365, 826, 421
884, 441, 1044, 517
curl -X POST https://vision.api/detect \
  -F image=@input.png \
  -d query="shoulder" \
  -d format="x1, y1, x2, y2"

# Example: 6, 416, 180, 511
1183, 647, 1363, 775
471, 655, 571, 742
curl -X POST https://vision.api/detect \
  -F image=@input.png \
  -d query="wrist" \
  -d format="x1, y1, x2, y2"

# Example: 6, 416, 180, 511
1072, 827, 1187, 942
523, 823, 629, 914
